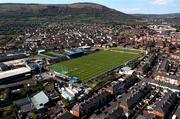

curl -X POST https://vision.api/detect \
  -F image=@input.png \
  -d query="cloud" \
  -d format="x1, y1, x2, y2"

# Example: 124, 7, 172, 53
151, 0, 176, 5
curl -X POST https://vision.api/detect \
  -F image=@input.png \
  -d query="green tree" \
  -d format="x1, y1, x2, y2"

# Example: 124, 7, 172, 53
3, 104, 16, 116
30, 112, 38, 119
4, 88, 11, 99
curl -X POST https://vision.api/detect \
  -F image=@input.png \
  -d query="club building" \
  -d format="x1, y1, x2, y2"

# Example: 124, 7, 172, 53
0, 67, 32, 85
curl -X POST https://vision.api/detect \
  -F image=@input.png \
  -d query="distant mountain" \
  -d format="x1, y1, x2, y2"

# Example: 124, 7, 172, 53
0, 3, 137, 24
133, 13, 180, 24
133, 13, 180, 18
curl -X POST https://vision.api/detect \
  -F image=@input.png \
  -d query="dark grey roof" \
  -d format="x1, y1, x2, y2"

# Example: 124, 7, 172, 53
20, 103, 34, 112
0, 53, 27, 62
136, 115, 147, 119
105, 107, 124, 119
159, 59, 169, 72
120, 84, 150, 109
174, 52, 180, 56
13, 97, 31, 107
57, 111, 73, 119
0, 82, 24, 90
13, 97, 34, 113
174, 107, 180, 118
0, 63, 9, 71
154, 92, 178, 115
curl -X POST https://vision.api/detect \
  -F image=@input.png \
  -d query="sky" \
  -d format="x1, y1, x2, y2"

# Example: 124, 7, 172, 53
0, 0, 179, 14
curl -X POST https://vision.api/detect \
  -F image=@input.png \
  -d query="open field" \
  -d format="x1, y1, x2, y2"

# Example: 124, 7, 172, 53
50, 49, 142, 82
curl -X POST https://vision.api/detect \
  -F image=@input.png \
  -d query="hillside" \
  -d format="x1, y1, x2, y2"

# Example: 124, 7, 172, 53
0, 3, 136, 24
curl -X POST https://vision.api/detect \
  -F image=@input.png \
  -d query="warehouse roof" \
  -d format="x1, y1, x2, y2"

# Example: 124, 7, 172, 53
0, 67, 31, 80
31, 91, 49, 110
3, 58, 27, 66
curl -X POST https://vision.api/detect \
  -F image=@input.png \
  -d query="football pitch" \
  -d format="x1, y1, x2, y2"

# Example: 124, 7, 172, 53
50, 49, 142, 82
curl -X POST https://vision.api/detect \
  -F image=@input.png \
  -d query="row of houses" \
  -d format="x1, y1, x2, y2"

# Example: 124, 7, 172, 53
69, 75, 140, 118
70, 89, 112, 118
119, 84, 151, 117
145, 91, 179, 119
105, 75, 139, 95
154, 59, 180, 86
90, 102, 126, 119
22, 23, 116, 51
136, 53, 158, 78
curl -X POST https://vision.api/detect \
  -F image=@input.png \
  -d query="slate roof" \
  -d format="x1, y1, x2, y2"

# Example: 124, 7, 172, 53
120, 84, 150, 110
153, 92, 178, 116
104, 107, 124, 119
57, 111, 73, 119
13, 97, 34, 113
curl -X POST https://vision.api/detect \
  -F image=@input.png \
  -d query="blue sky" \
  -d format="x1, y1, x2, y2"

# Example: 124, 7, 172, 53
0, 0, 179, 14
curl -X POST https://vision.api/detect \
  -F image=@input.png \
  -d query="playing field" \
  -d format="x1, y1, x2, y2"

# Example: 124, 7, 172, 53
50, 49, 142, 82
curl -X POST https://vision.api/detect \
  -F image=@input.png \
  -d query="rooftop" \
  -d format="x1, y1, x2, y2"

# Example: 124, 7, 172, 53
121, 66, 132, 72
31, 91, 49, 110
0, 67, 31, 80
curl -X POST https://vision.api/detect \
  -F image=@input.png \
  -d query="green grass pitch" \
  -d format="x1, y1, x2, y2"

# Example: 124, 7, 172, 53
50, 49, 142, 82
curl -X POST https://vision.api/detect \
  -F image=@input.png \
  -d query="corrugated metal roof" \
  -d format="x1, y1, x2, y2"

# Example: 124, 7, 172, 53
31, 91, 49, 110
0, 67, 31, 79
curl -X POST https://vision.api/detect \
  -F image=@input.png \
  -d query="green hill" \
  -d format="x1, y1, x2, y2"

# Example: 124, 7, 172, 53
0, 2, 137, 24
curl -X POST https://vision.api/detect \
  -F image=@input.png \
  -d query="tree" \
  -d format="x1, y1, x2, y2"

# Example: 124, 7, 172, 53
3, 104, 16, 116
4, 88, 11, 99
30, 112, 38, 119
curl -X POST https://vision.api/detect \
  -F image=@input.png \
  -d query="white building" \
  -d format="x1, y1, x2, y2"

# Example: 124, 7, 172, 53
118, 67, 134, 76
61, 88, 75, 101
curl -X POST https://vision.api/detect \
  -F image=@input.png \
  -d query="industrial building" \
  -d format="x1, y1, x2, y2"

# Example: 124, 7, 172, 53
65, 49, 85, 59
0, 53, 29, 62
0, 58, 34, 84
27, 59, 46, 74
0, 67, 32, 85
